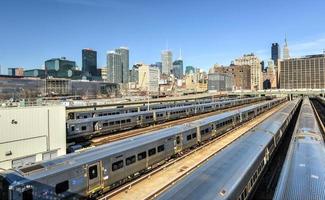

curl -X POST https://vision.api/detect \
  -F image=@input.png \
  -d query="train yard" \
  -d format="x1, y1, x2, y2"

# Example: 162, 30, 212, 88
2, 95, 325, 200
67, 97, 266, 148
102, 99, 287, 200
90, 98, 267, 146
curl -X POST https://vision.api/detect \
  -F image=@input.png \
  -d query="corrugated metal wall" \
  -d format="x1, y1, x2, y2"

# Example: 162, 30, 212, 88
0, 105, 66, 170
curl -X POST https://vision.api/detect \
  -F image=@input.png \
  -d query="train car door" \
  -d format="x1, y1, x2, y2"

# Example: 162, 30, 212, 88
87, 161, 102, 194
174, 134, 183, 153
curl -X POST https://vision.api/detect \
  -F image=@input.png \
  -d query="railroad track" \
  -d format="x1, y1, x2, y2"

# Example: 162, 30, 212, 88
310, 98, 325, 134
97, 101, 286, 200
91, 101, 265, 146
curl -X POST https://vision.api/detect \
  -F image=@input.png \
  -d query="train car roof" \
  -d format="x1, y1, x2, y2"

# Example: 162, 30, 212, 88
274, 98, 325, 200
8, 97, 269, 183
157, 100, 298, 200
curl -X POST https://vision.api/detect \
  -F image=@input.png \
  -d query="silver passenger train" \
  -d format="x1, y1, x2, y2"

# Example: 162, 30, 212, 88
67, 98, 229, 120
66, 97, 266, 140
273, 97, 325, 200
0, 98, 285, 200
156, 98, 300, 200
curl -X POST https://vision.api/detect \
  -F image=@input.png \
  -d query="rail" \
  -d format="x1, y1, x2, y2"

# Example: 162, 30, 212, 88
97, 101, 286, 200
310, 99, 325, 135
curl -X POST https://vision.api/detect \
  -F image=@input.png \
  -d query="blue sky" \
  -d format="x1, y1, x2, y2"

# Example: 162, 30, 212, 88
1, 0, 325, 73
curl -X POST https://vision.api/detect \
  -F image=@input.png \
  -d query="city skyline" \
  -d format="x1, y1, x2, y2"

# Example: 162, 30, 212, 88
1, 0, 325, 72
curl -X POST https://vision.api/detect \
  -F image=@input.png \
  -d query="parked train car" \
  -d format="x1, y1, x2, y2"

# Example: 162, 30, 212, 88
0, 98, 285, 200
66, 97, 266, 140
273, 97, 325, 200
67, 98, 231, 120
155, 98, 300, 200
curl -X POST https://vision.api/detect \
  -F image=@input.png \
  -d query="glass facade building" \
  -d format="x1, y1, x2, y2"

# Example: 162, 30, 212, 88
172, 59, 183, 79
115, 47, 129, 83
44, 57, 78, 79
82, 49, 97, 79
271, 43, 280, 66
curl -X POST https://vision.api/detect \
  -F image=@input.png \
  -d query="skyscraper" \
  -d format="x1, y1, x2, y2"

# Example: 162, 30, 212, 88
107, 51, 122, 83
271, 43, 280, 66
234, 53, 262, 90
115, 47, 129, 83
161, 50, 173, 75
82, 49, 97, 78
279, 54, 325, 89
283, 37, 290, 59
172, 59, 183, 79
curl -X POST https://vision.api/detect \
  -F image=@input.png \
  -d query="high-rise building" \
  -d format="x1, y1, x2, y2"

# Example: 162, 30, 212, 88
211, 64, 251, 90
115, 47, 129, 83
82, 49, 97, 78
107, 51, 122, 83
279, 54, 325, 89
161, 50, 173, 75
185, 66, 195, 74
271, 43, 280, 66
234, 53, 262, 90
283, 37, 290, 59
8, 67, 24, 77
138, 64, 159, 92
172, 59, 183, 79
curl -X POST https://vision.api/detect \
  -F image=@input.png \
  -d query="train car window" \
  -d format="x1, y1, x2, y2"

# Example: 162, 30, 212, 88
116, 121, 121, 124
187, 135, 192, 141
137, 152, 147, 160
200, 130, 205, 135
112, 160, 124, 171
89, 165, 98, 180
148, 148, 156, 156
127, 119, 131, 123
192, 133, 197, 138
81, 126, 87, 131
176, 136, 181, 144
126, 155, 136, 166
157, 145, 165, 152
109, 122, 114, 125
121, 120, 126, 124
55, 180, 69, 194
71, 126, 75, 131
103, 123, 108, 127
23, 188, 33, 200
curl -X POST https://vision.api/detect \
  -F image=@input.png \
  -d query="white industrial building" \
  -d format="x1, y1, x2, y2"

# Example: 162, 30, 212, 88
0, 105, 66, 170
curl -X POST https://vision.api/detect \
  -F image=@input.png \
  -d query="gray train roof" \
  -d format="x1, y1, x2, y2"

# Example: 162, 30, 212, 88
157, 100, 298, 200
66, 97, 257, 124
9, 98, 270, 182
273, 98, 325, 200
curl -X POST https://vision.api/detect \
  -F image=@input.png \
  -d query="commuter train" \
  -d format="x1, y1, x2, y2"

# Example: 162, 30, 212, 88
273, 97, 325, 200
0, 98, 285, 200
67, 98, 229, 120
66, 97, 266, 140
156, 98, 300, 200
